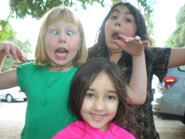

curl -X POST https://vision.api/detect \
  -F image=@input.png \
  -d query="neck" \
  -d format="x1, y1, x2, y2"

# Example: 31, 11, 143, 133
108, 50, 122, 64
48, 63, 74, 72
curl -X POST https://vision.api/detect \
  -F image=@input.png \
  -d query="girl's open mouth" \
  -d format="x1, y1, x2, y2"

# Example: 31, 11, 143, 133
111, 33, 120, 40
55, 48, 68, 57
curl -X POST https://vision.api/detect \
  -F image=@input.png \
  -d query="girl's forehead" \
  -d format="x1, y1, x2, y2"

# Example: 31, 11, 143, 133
48, 18, 77, 25
111, 5, 131, 14
49, 20, 76, 25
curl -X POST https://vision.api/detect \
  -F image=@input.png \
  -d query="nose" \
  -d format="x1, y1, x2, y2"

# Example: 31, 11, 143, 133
59, 33, 66, 43
94, 98, 105, 111
115, 18, 121, 27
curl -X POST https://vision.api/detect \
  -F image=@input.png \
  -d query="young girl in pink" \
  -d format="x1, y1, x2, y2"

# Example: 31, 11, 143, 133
52, 58, 136, 139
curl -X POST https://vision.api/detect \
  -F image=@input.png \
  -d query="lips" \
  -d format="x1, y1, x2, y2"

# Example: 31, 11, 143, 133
55, 48, 68, 57
90, 113, 106, 121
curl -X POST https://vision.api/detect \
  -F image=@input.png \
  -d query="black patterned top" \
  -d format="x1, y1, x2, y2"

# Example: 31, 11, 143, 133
88, 46, 171, 139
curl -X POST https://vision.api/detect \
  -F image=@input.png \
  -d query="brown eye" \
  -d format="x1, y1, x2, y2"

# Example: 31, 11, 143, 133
110, 15, 117, 20
107, 96, 115, 100
125, 18, 132, 23
85, 93, 94, 98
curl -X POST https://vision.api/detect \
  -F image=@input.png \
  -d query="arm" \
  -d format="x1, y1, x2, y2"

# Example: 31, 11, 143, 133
113, 35, 148, 105
0, 42, 25, 89
0, 69, 18, 89
127, 53, 147, 104
168, 48, 185, 68
0, 50, 6, 71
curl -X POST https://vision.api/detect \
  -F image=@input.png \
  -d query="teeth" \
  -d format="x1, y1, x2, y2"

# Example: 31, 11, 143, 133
112, 33, 120, 40
55, 48, 68, 56
56, 52, 66, 56
92, 114, 104, 117
59, 49, 65, 51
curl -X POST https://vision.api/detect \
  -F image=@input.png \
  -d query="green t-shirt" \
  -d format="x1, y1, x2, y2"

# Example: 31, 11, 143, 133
17, 62, 78, 139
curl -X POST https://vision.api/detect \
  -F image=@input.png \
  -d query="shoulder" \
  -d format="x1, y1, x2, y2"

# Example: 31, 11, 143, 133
109, 123, 136, 139
66, 66, 79, 78
16, 62, 34, 74
52, 121, 86, 139
145, 47, 171, 66
73, 66, 79, 72
88, 46, 105, 59
146, 47, 171, 56
16, 61, 47, 74
17, 61, 34, 69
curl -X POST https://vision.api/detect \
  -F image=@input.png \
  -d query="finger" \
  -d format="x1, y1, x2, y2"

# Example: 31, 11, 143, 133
18, 56, 26, 62
12, 65, 17, 69
4, 43, 18, 59
16, 47, 25, 62
117, 35, 130, 43
117, 35, 128, 40
4, 45, 11, 58
142, 41, 149, 47
124, 37, 134, 43
13, 62, 22, 65
12, 62, 21, 69
113, 39, 126, 50
11, 46, 18, 60
134, 36, 141, 42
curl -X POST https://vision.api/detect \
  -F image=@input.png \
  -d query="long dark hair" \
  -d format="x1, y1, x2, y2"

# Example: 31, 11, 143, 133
68, 58, 130, 124
89, 2, 150, 57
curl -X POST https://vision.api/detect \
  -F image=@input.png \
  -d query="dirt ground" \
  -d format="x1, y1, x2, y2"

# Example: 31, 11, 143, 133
0, 120, 24, 139
0, 101, 185, 139
154, 116, 185, 139
1, 117, 185, 139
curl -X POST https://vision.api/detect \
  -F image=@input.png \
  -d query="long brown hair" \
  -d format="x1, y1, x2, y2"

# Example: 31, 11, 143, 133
89, 2, 151, 58
68, 58, 130, 124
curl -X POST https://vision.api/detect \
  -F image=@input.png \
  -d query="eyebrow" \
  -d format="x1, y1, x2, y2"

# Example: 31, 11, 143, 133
87, 88, 117, 94
112, 9, 133, 15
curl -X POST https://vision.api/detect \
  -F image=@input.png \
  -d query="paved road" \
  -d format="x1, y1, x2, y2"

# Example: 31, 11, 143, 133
0, 100, 185, 139
154, 115, 185, 139
0, 100, 26, 139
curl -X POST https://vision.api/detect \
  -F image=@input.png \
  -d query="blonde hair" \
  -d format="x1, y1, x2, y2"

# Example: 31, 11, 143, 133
34, 7, 88, 66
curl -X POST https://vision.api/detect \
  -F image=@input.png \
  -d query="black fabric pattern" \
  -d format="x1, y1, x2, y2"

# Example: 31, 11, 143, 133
88, 46, 171, 139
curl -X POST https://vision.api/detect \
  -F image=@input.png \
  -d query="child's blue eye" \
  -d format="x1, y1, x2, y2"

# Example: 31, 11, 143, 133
52, 30, 58, 35
67, 31, 73, 36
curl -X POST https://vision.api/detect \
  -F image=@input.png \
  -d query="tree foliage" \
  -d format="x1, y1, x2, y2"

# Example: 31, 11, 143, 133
137, 0, 155, 36
9, 0, 105, 19
0, 19, 15, 43
166, 4, 185, 48
1, 37, 33, 72
9, 0, 155, 37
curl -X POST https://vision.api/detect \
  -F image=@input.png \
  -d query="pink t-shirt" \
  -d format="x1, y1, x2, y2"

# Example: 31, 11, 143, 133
52, 121, 135, 139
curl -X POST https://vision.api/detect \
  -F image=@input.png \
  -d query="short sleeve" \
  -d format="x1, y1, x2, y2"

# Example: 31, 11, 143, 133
151, 47, 171, 82
16, 62, 34, 91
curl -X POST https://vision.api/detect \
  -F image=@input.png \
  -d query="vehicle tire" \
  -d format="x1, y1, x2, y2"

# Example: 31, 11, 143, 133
6, 94, 13, 103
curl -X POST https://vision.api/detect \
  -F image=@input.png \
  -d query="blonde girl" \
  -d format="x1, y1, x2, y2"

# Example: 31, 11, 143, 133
0, 7, 87, 139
